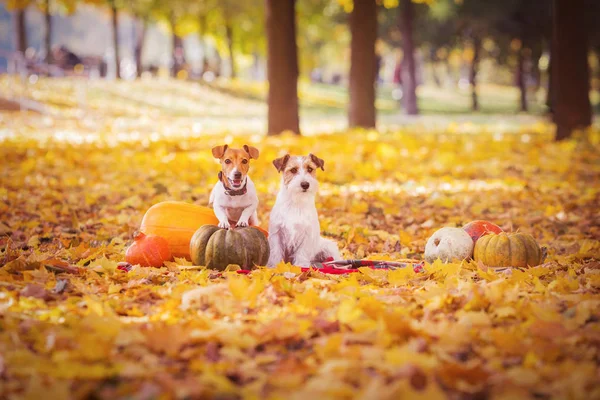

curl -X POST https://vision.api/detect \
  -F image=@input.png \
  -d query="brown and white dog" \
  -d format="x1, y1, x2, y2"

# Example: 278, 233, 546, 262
209, 144, 260, 229
267, 154, 340, 267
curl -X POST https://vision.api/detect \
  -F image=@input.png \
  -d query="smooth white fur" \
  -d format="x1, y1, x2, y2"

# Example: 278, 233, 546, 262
209, 175, 259, 229
268, 156, 340, 267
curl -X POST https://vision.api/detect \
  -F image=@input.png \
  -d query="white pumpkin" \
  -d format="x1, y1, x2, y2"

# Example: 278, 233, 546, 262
424, 227, 474, 263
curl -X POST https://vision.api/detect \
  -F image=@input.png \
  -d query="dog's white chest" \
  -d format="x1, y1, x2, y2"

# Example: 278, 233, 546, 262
220, 194, 253, 208
274, 204, 319, 246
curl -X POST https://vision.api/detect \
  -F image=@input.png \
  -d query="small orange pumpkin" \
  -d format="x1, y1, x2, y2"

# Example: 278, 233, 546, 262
125, 232, 172, 267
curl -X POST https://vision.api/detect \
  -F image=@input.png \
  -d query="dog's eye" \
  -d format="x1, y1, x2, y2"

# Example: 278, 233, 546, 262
290, 167, 298, 174
307, 167, 313, 173
242, 159, 248, 164
225, 159, 232, 164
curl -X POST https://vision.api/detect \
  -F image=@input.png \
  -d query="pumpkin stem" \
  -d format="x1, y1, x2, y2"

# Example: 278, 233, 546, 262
133, 231, 146, 241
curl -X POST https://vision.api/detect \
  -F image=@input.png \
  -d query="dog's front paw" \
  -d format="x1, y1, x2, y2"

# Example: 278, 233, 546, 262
218, 221, 231, 229
236, 220, 249, 228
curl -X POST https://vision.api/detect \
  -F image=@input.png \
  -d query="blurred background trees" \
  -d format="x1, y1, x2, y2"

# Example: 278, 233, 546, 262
1, 0, 599, 139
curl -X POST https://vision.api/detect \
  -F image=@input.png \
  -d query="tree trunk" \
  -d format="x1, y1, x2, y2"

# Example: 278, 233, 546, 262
111, 3, 120, 79
469, 35, 481, 112
597, 46, 600, 102
552, 0, 591, 140
44, 0, 52, 63
517, 44, 528, 112
15, 8, 27, 54
134, 18, 147, 78
399, 0, 418, 115
170, 14, 184, 78
546, 46, 553, 115
225, 20, 236, 79
265, 0, 300, 135
348, 0, 377, 128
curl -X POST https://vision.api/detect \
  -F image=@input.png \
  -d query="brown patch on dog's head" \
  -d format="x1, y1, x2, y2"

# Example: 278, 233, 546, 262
282, 156, 303, 185
309, 154, 325, 171
273, 154, 290, 173
212, 144, 228, 159
243, 145, 259, 159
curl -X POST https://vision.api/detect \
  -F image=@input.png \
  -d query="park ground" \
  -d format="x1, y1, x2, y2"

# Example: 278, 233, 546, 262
0, 77, 599, 399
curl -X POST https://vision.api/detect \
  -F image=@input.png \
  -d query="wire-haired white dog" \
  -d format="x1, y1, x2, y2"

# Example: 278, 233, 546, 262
267, 154, 340, 268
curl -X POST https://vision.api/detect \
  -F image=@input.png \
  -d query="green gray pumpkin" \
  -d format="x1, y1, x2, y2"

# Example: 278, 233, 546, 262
190, 225, 269, 271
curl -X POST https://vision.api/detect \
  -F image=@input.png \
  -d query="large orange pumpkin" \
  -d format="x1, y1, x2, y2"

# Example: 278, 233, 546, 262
140, 201, 267, 259
140, 202, 219, 259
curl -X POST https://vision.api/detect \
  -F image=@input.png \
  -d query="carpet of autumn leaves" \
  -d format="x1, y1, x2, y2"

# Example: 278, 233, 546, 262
1, 80, 600, 399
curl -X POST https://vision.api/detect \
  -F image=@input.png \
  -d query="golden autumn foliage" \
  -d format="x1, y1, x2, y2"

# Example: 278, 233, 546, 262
1, 78, 600, 399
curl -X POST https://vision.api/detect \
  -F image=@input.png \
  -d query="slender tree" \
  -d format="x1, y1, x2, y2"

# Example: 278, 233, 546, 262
134, 18, 146, 77
348, 0, 377, 128
516, 42, 528, 112
128, 0, 154, 78
109, 0, 121, 78
469, 34, 480, 111
15, 7, 28, 54
169, 10, 184, 77
225, 19, 236, 78
43, 0, 52, 62
399, 0, 418, 115
552, 0, 591, 140
265, 0, 300, 135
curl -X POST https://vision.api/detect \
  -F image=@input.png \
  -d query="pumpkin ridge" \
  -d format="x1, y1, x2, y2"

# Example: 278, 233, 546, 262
213, 229, 229, 269
190, 225, 221, 266
532, 235, 542, 266
516, 234, 530, 267
523, 234, 540, 267
510, 233, 526, 268
227, 229, 247, 268
495, 233, 511, 267
515, 234, 529, 267
241, 227, 270, 267
507, 235, 512, 267
481, 234, 495, 265
474, 234, 490, 262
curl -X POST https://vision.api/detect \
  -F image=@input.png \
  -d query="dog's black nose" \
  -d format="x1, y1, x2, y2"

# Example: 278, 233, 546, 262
234, 172, 242, 179
301, 181, 310, 190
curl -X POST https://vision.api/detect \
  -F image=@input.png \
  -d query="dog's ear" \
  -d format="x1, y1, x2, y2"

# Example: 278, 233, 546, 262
309, 153, 325, 171
243, 145, 259, 160
211, 144, 228, 159
273, 154, 290, 173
